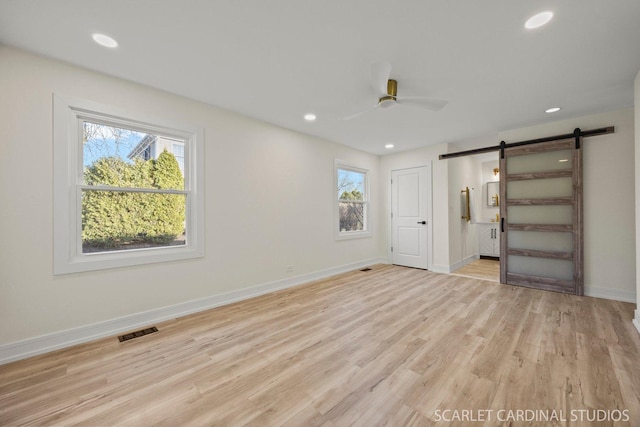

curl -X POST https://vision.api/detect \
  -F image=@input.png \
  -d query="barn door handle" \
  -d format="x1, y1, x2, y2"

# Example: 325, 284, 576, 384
417, 221, 426, 224
501, 218, 505, 232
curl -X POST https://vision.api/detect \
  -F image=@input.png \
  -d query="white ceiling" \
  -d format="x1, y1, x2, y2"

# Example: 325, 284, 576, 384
1, 1, 639, 155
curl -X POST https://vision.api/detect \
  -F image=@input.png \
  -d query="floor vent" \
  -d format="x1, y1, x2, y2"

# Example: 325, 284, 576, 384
360, 267, 372, 272
118, 326, 158, 342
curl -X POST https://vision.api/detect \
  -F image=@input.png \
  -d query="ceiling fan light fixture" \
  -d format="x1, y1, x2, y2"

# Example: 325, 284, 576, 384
525, 11, 553, 29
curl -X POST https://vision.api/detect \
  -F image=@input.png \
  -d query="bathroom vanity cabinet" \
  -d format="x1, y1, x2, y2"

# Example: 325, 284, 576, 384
479, 223, 500, 258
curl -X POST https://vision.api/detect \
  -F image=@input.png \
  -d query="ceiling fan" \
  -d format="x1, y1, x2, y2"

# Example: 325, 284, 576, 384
343, 61, 447, 120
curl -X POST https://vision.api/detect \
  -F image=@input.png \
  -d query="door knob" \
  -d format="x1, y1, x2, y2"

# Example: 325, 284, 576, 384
417, 221, 426, 224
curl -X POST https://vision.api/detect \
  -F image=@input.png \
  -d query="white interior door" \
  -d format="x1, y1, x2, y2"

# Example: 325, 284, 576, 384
391, 166, 431, 269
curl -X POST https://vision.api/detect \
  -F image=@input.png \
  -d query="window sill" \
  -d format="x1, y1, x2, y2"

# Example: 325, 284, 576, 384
54, 245, 204, 275
336, 230, 372, 241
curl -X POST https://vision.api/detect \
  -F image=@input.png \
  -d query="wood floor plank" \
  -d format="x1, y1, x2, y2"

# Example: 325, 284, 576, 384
451, 258, 500, 282
576, 333, 625, 412
1, 264, 639, 426
609, 346, 640, 425
435, 373, 500, 427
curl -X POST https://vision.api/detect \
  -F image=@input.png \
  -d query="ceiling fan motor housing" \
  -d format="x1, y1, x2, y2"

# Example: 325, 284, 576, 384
387, 79, 398, 96
379, 79, 398, 107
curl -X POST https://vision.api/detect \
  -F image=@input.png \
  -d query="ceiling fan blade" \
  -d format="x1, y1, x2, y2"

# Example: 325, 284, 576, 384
370, 61, 391, 96
341, 102, 379, 120
397, 96, 448, 111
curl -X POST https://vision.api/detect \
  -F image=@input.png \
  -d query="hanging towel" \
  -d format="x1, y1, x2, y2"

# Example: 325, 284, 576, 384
469, 187, 477, 224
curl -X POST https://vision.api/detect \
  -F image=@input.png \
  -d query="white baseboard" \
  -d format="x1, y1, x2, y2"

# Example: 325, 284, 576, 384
0, 258, 387, 365
449, 254, 480, 273
429, 265, 451, 274
633, 310, 640, 336
429, 254, 479, 275
584, 286, 636, 303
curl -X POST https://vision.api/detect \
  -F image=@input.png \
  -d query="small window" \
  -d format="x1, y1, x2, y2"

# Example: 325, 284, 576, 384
53, 95, 204, 274
335, 162, 370, 239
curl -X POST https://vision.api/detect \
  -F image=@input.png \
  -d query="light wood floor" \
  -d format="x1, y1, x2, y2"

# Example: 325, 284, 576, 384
1, 265, 639, 426
451, 258, 500, 282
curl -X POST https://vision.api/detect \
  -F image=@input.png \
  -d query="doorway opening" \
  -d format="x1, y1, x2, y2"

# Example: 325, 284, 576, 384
450, 258, 499, 282
448, 150, 501, 282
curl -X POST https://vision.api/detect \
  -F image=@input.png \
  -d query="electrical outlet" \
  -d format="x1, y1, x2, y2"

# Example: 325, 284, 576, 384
286, 265, 294, 273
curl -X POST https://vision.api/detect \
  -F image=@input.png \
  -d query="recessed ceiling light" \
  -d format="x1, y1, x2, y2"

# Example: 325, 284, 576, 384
559, 159, 569, 162
525, 11, 553, 29
385, 143, 394, 149
304, 113, 316, 121
92, 33, 118, 48
545, 107, 561, 113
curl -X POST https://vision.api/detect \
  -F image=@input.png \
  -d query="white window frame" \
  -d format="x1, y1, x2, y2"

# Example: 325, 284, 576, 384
335, 160, 371, 240
53, 94, 205, 275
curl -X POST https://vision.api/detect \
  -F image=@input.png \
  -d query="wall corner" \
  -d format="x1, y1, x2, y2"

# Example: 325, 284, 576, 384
635, 68, 640, 318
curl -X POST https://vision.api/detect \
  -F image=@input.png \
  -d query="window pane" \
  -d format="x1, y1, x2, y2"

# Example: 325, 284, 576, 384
337, 169, 365, 201
508, 255, 574, 281
83, 122, 184, 190
82, 190, 186, 253
507, 177, 573, 199
507, 149, 572, 174
508, 230, 573, 252
508, 205, 573, 225
172, 143, 185, 175
339, 201, 365, 232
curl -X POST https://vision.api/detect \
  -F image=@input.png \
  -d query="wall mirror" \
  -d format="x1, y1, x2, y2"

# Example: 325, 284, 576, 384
487, 181, 499, 206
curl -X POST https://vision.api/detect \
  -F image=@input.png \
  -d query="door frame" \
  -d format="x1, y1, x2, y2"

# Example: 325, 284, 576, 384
389, 164, 433, 270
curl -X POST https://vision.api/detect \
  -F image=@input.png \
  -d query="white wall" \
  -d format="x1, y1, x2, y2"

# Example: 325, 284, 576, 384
499, 108, 636, 302
634, 69, 640, 333
379, 144, 450, 272
0, 46, 385, 354
446, 155, 481, 269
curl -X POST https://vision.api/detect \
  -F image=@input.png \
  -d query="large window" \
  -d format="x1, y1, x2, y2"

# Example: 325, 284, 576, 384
335, 162, 370, 239
53, 95, 204, 274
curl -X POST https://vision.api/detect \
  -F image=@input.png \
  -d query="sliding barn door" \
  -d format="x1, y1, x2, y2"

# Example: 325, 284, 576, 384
499, 136, 583, 295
